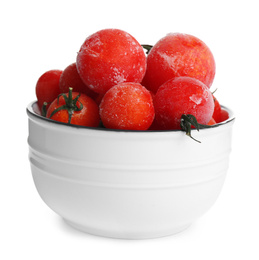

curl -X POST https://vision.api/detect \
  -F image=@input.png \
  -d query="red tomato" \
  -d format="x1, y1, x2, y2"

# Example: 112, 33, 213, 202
36, 70, 62, 112
142, 33, 215, 93
154, 77, 214, 130
99, 82, 155, 130
59, 63, 98, 100
76, 29, 146, 95
212, 95, 222, 123
46, 88, 100, 127
218, 109, 229, 122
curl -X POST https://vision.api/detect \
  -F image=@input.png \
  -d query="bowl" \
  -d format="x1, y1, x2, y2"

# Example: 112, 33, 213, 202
27, 101, 235, 239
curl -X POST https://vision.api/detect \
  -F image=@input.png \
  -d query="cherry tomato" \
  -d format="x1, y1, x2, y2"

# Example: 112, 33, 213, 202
46, 88, 100, 127
142, 33, 215, 93
36, 70, 62, 112
218, 109, 229, 122
99, 82, 154, 130
212, 95, 222, 123
59, 63, 98, 100
153, 76, 214, 130
76, 29, 146, 95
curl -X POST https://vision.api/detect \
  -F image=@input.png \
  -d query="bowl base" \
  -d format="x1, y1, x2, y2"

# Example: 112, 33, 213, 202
63, 218, 191, 239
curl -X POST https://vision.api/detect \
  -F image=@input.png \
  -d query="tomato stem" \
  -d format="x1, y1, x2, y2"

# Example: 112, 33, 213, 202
180, 114, 214, 143
211, 88, 218, 95
141, 44, 153, 54
49, 88, 83, 124
41, 102, 48, 117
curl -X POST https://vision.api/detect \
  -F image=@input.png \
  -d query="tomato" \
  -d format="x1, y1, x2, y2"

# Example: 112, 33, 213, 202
218, 109, 229, 122
76, 29, 146, 95
46, 88, 100, 127
59, 63, 98, 100
142, 33, 216, 93
99, 82, 155, 130
212, 96, 230, 123
207, 118, 216, 125
153, 76, 214, 130
36, 70, 62, 112
212, 95, 222, 123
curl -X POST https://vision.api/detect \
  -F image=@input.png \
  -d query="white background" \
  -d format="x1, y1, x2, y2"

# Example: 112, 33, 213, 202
1, 0, 258, 259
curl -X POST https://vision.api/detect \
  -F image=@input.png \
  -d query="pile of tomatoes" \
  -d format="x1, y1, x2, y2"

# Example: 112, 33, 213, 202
35, 28, 229, 132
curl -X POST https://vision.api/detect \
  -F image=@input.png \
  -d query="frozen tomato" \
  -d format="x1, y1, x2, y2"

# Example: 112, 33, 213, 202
59, 63, 98, 99
76, 29, 146, 95
142, 33, 216, 93
36, 70, 62, 112
99, 82, 154, 130
46, 88, 100, 127
154, 76, 214, 130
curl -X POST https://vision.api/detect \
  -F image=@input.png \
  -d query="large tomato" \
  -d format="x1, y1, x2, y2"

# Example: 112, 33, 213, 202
76, 29, 146, 95
154, 76, 214, 130
142, 33, 216, 93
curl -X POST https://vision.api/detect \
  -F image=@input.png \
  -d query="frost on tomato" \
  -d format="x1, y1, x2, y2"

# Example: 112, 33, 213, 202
154, 77, 214, 130
99, 82, 155, 130
142, 33, 216, 93
76, 29, 146, 95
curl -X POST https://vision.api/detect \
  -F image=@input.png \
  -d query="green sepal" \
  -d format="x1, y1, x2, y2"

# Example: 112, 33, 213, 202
141, 44, 153, 54
49, 88, 83, 124
180, 114, 213, 143
49, 104, 68, 119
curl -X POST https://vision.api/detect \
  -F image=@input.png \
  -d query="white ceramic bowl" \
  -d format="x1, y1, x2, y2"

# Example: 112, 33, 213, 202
27, 101, 235, 239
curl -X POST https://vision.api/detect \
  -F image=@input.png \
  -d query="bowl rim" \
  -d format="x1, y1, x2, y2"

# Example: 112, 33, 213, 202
27, 101, 235, 133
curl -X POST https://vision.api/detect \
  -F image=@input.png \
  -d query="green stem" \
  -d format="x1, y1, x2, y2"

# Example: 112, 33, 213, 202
141, 44, 153, 54
49, 88, 83, 124
180, 114, 214, 143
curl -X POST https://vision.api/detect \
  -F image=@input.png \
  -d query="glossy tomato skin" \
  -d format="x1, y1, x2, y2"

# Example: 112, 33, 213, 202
212, 95, 222, 123
36, 70, 63, 111
59, 63, 98, 100
142, 33, 216, 93
99, 82, 155, 130
218, 109, 229, 122
154, 77, 214, 130
76, 29, 146, 95
46, 92, 100, 127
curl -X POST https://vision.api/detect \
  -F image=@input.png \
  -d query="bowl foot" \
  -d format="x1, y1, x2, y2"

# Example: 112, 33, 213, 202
63, 218, 191, 239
